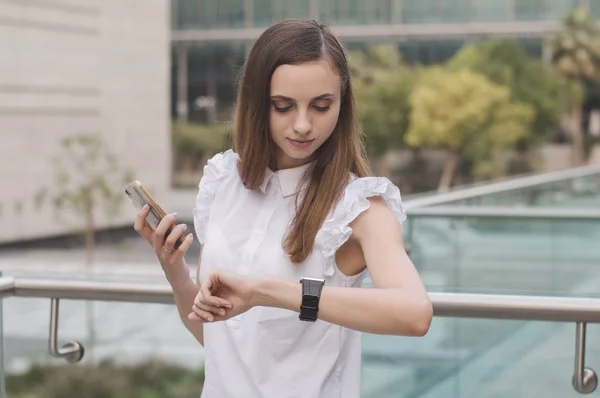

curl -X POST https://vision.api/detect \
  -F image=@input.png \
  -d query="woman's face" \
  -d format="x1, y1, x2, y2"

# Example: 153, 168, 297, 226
269, 59, 342, 170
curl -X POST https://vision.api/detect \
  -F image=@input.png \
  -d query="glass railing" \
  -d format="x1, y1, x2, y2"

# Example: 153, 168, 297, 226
405, 163, 600, 210
402, 211, 600, 296
362, 318, 600, 398
435, 175, 600, 208
1, 275, 203, 398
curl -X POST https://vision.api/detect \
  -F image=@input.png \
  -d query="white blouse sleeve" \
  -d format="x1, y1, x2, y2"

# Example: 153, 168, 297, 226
318, 176, 407, 277
192, 149, 238, 244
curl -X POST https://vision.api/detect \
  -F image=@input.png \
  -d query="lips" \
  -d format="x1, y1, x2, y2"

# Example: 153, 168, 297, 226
288, 138, 315, 148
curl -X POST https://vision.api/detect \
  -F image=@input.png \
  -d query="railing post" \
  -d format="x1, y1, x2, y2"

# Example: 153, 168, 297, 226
49, 298, 85, 363
0, 271, 6, 398
572, 321, 598, 394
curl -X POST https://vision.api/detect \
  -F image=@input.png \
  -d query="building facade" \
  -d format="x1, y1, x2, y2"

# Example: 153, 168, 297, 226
170, 0, 599, 122
0, 1, 171, 243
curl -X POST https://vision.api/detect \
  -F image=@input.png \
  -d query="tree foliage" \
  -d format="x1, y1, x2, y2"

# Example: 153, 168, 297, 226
350, 44, 415, 156
405, 67, 534, 189
35, 134, 133, 261
546, 7, 600, 79
171, 121, 232, 172
7, 359, 204, 398
448, 39, 578, 143
546, 7, 598, 164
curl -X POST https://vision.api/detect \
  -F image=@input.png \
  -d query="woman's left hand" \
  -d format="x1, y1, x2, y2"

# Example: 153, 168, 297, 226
189, 269, 259, 323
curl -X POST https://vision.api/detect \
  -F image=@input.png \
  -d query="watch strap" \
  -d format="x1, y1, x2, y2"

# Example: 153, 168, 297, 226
299, 278, 324, 322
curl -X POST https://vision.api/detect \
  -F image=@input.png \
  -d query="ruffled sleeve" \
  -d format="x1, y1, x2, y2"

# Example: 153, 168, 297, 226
318, 176, 407, 277
192, 149, 238, 244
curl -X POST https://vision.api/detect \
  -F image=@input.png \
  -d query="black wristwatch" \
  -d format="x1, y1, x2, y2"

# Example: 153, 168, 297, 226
299, 277, 325, 322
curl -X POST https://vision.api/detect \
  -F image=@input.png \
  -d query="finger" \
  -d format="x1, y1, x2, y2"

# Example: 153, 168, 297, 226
152, 212, 178, 251
194, 275, 233, 309
176, 233, 194, 255
193, 289, 221, 314
193, 301, 226, 317
133, 205, 154, 239
163, 223, 188, 252
200, 277, 231, 308
188, 312, 203, 322
165, 233, 193, 264
190, 305, 215, 323
200, 286, 232, 308
194, 292, 227, 316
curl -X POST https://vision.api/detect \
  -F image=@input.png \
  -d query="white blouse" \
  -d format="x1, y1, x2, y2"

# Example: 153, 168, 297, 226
193, 150, 406, 398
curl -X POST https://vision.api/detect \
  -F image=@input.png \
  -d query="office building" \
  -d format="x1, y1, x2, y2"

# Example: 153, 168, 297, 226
0, 1, 171, 243
171, 0, 599, 122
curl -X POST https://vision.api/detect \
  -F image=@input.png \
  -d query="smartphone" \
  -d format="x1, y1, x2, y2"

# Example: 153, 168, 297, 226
124, 180, 186, 249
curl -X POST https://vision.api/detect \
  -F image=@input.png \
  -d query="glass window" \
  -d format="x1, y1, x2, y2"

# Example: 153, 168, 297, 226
438, 0, 471, 23
471, 0, 510, 22
173, 0, 202, 29
280, 0, 313, 21
515, 0, 579, 21
185, 43, 246, 122
543, 0, 579, 19
402, 0, 470, 24
402, 0, 438, 23
591, 1, 600, 18
216, 0, 246, 29
172, 0, 246, 29
320, 0, 392, 25
254, 0, 311, 27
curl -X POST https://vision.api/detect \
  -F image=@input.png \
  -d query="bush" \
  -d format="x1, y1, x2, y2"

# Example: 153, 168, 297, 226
172, 121, 232, 173
7, 359, 205, 398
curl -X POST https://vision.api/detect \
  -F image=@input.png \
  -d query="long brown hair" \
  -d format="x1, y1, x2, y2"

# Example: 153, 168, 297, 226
232, 19, 370, 264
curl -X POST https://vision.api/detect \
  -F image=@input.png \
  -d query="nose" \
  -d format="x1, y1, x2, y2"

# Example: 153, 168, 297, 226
293, 110, 312, 136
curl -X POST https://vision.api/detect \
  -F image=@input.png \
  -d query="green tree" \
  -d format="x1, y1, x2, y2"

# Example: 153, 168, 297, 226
350, 44, 415, 159
546, 6, 600, 164
405, 68, 534, 191
35, 134, 133, 361
449, 39, 577, 150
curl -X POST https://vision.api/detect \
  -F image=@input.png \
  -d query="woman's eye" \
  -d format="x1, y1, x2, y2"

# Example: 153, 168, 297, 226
314, 105, 330, 112
273, 105, 292, 113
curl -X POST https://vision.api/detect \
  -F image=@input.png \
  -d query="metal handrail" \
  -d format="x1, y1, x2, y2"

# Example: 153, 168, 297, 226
0, 276, 598, 321
1, 276, 598, 393
407, 207, 600, 220
404, 162, 600, 210
8, 277, 174, 303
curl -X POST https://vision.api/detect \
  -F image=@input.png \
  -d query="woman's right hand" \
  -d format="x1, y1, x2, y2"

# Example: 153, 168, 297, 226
134, 204, 194, 285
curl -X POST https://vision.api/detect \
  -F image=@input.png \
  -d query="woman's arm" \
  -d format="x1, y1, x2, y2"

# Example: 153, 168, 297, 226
134, 207, 218, 346
168, 257, 206, 345
254, 197, 432, 336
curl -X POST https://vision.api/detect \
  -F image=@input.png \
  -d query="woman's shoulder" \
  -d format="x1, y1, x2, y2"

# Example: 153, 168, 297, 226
316, 174, 406, 277
337, 174, 406, 222
193, 149, 239, 244
200, 149, 240, 185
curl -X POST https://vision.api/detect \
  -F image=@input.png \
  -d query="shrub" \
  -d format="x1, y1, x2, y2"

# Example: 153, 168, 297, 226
7, 359, 204, 398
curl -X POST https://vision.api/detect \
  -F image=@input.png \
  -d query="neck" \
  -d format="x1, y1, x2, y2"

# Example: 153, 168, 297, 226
275, 152, 314, 171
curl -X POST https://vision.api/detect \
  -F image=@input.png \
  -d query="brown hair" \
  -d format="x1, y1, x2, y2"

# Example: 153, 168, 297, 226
232, 19, 370, 263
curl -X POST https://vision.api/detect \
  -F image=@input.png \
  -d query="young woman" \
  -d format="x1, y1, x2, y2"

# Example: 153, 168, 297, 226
134, 19, 432, 398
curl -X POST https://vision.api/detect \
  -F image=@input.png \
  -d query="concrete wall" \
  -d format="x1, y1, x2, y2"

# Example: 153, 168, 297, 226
0, 0, 171, 243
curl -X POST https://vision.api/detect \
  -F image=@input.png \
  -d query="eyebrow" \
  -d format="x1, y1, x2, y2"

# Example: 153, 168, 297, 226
270, 93, 335, 101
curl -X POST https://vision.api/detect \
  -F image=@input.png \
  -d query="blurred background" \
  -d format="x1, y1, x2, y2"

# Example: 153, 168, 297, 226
2, 1, 600, 397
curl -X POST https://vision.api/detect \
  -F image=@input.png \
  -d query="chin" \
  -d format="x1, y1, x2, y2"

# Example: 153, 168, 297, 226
278, 149, 315, 168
